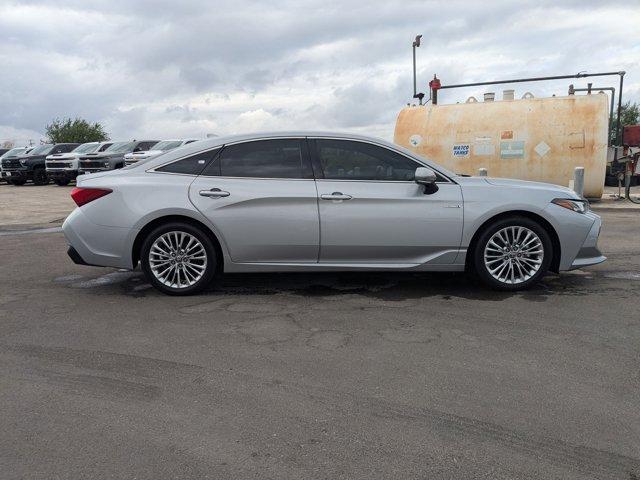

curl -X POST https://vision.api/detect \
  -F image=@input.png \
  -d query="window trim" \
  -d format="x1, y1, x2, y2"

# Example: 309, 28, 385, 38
148, 135, 456, 183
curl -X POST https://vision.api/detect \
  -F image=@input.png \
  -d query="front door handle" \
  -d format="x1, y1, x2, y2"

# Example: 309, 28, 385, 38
320, 192, 352, 201
199, 188, 230, 198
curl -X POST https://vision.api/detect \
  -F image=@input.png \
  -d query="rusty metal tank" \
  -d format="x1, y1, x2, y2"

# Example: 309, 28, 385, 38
394, 92, 609, 198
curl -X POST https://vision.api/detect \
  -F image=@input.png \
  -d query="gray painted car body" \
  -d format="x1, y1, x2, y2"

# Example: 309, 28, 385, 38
62, 131, 605, 274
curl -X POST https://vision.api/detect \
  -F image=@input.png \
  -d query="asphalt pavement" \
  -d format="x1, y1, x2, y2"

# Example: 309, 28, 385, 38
0, 209, 639, 479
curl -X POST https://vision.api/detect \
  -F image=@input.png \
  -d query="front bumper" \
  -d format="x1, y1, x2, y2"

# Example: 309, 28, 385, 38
1, 168, 31, 180
47, 169, 78, 180
79, 167, 112, 174
569, 216, 606, 270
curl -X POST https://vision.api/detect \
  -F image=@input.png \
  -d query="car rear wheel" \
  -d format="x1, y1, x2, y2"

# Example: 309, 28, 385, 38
33, 168, 49, 185
140, 222, 217, 295
54, 179, 70, 186
473, 216, 552, 291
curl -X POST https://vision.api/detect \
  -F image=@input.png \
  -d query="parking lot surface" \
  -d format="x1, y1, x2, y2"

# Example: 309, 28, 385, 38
0, 187, 639, 478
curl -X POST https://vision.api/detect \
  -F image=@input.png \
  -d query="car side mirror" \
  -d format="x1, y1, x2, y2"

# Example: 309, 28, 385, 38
414, 167, 439, 194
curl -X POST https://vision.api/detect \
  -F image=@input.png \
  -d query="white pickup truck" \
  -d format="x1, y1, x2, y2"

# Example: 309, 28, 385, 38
46, 141, 112, 186
124, 139, 200, 166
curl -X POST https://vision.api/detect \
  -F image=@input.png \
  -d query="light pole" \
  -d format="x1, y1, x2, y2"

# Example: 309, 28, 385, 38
412, 34, 424, 105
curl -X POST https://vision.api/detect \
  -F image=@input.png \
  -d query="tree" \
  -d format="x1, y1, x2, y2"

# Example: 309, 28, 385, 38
611, 101, 640, 145
45, 117, 110, 144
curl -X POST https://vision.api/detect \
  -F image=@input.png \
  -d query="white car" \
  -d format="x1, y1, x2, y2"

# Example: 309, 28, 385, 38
46, 142, 112, 186
124, 139, 200, 166
63, 131, 604, 295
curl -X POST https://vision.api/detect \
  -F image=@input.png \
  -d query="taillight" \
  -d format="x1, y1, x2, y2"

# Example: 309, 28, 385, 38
70, 187, 112, 207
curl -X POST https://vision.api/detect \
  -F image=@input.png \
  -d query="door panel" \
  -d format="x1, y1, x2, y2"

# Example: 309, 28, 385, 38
317, 181, 463, 264
188, 138, 319, 264
189, 177, 319, 263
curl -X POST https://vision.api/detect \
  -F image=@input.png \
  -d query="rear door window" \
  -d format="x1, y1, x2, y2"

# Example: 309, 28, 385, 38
201, 139, 311, 178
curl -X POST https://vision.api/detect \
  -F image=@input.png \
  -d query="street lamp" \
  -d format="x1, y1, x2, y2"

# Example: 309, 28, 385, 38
412, 34, 425, 105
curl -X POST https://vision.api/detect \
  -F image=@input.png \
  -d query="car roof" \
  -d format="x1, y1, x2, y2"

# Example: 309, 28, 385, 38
134, 131, 458, 178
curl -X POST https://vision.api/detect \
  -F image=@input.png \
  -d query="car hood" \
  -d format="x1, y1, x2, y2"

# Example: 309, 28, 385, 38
457, 176, 580, 198
126, 150, 164, 158
46, 153, 80, 160
80, 152, 126, 160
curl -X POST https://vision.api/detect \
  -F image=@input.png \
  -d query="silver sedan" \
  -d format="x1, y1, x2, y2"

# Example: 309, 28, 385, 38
62, 132, 605, 295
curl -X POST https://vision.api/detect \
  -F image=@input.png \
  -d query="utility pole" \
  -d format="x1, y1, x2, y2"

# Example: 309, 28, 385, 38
412, 35, 424, 105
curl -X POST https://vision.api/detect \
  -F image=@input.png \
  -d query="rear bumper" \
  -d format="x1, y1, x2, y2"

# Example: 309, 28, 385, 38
62, 207, 137, 269
67, 246, 90, 266
569, 217, 606, 270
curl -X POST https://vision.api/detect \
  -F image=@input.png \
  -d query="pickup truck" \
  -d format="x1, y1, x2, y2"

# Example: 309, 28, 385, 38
46, 141, 113, 185
78, 140, 159, 174
0, 147, 28, 183
123, 139, 199, 165
2, 143, 78, 185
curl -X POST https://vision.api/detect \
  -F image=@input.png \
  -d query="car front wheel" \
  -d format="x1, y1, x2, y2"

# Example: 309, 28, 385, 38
473, 216, 552, 291
140, 222, 217, 295
33, 168, 49, 185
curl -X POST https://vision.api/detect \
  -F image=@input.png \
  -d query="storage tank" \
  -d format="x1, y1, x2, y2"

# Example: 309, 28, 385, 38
394, 92, 609, 198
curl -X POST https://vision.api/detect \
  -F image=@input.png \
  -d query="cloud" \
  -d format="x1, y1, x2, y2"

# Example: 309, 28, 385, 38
0, 0, 638, 145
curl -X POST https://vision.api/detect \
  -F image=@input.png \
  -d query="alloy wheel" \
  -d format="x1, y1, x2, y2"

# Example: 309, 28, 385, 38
148, 231, 208, 289
483, 226, 544, 285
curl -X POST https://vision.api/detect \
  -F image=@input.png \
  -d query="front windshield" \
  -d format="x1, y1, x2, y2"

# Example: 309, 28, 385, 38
152, 140, 183, 151
0, 148, 25, 159
104, 141, 135, 153
72, 143, 99, 154
29, 144, 53, 155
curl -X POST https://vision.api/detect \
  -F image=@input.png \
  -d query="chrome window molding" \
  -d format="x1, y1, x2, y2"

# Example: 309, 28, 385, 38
147, 135, 456, 184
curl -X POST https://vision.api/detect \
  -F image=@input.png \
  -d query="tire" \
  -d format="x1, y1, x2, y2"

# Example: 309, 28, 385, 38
10, 179, 26, 186
54, 179, 70, 186
140, 222, 217, 295
472, 216, 553, 291
32, 168, 49, 185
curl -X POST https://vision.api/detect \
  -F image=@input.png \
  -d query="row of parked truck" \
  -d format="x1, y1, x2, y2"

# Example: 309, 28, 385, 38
0, 138, 199, 186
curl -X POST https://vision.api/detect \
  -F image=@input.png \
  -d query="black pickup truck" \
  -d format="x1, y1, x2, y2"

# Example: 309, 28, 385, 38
1, 143, 79, 185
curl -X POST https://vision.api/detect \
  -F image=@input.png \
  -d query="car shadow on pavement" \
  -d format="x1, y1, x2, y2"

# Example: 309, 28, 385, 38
56, 268, 600, 302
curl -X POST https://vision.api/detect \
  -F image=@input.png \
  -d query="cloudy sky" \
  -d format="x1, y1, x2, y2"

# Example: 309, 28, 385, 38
1, 0, 639, 145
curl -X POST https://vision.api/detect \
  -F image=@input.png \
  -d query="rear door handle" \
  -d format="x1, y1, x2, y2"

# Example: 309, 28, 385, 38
320, 192, 352, 201
199, 188, 230, 198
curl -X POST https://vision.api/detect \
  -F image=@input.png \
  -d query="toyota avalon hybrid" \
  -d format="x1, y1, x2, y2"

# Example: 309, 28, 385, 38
63, 132, 605, 295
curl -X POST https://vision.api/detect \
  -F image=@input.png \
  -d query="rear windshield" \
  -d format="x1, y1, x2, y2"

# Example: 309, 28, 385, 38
104, 142, 135, 153
72, 143, 100, 154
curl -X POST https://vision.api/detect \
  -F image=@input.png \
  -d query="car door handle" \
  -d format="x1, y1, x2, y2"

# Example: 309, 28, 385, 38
199, 188, 230, 198
320, 192, 352, 201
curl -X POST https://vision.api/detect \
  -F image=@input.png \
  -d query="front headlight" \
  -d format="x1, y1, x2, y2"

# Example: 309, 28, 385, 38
19, 159, 27, 165
552, 198, 589, 214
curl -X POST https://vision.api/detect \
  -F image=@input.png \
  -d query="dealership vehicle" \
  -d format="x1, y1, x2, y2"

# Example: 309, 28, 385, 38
124, 139, 199, 166
63, 132, 605, 295
78, 140, 159, 174
2, 143, 78, 185
0, 147, 28, 182
46, 141, 113, 186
